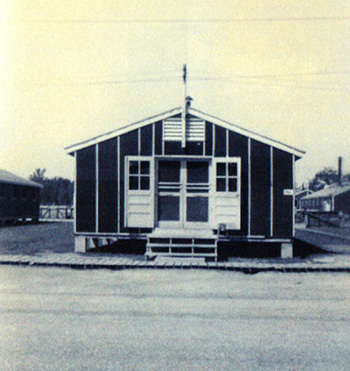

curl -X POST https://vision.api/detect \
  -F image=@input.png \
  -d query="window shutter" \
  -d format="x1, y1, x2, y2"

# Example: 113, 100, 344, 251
163, 119, 182, 141
163, 118, 205, 142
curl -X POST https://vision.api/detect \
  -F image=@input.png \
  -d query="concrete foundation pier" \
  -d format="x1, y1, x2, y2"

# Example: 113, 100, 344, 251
281, 243, 293, 259
75, 236, 87, 253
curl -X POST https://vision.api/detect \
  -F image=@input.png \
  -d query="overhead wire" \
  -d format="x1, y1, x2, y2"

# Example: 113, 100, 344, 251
2, 16, 350, 24
2, 75, 182, 87
3, 68, 350, 92
188, 68, 350, 91
190, 76, 350, 92
190, 69, 350, 79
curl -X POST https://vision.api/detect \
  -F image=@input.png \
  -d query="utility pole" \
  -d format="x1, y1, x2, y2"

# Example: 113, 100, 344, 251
181, 64, 187, 148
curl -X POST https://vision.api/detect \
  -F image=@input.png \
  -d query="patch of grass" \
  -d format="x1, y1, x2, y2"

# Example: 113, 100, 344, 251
0, 222, 74, 255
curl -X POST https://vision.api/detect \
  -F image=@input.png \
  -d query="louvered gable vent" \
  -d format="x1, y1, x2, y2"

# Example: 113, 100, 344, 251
163, 118, 205, 142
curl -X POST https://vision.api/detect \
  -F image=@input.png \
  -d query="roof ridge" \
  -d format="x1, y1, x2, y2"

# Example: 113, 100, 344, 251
189, 107, 305, 155
65, 106, 182, 152
0, 169, 43, 188
65, 105, 305, 157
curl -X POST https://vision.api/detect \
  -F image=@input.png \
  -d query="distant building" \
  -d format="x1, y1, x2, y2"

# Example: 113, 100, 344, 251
66, 103, 304, 259
300, 184, 350, 214
0, 170, 43, 225
295, 187, 313, 210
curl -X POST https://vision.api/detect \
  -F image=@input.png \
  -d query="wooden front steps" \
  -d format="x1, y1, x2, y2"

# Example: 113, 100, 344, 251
146, 229, 218, 261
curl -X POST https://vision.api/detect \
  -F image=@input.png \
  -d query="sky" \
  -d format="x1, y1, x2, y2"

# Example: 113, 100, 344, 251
1, 0, 350, 185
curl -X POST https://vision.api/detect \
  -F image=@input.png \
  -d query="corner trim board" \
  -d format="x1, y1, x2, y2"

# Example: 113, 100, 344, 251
248, 138, 251, 236
96, 144, 99, 233
292, 154, 295, 237
270, 146, 273, 237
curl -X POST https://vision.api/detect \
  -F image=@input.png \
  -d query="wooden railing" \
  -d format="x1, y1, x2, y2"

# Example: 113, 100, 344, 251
40, 205, 74, 220
304, 211, 339, 228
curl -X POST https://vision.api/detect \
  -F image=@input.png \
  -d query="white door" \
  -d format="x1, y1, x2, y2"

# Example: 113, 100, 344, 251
125, 156, 154, 228
157, 159, 211, 229
184, 160, 211, 229
212, 158, 241, 230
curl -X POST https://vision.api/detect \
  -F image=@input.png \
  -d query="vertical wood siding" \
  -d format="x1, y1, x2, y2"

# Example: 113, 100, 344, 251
273, 148, 293, 237
229, 131, 249, 235
214, 125, 227, 157
164, 141, 204, 155
155, 121, 163, 155
164, 141, 182, 155
205, 121, 213, 156
250, 140, 271, 236
74, 114, 295, 240
98, 138, 118, 233
334, 191, 350, 214
76, 146, 96, 232
185, 142, 203, 155
0, 184, 40, 220
119, 129, 139, 232
140, 125, 153, 156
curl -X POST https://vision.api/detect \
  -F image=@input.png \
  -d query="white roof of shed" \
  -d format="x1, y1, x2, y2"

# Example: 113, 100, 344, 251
0, 169, 43, 188
302, 184, 350, 200
65, 106, 305, 157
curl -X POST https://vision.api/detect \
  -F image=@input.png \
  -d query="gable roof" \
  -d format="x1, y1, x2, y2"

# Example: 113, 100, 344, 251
302, 184, 350, 200
65, 106, 305, 157
0, 169, 43, 188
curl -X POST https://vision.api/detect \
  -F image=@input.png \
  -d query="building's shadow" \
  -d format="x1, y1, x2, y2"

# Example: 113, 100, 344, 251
90, 238, 328, 261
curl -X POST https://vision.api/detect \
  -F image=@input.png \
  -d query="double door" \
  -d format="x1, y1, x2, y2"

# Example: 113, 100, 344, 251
157, 159, 210, 229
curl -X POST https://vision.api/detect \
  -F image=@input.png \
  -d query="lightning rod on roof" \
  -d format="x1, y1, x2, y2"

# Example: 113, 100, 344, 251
182, 64, 187, 148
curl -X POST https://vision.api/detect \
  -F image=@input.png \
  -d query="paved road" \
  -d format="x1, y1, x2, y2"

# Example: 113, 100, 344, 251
0, 267, 349, 370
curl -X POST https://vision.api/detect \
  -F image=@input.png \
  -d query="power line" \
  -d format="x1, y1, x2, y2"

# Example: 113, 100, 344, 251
4, 71, 350, 92
126, 69, 180, 77
2, 76, 181, 87
191, 77, 350, 92
190, 70, 350, 79
192, 76, 350, 88
189, 70, 350, 90
83, 76, 181, 86
1, 16, 350, 24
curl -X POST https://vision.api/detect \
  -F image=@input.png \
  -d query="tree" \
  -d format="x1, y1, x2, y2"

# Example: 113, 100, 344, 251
29, 168, 46, 184
29, 170, 73, 205
309, 167, 339, 192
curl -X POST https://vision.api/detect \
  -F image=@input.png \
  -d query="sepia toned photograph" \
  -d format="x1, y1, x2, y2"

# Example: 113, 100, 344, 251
1, 1, 350, 370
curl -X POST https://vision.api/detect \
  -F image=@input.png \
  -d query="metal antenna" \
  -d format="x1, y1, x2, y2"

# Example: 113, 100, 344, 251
181, 64, 187, 148
183, 64, 187, 99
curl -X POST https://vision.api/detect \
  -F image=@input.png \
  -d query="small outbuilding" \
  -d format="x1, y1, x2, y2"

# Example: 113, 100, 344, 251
300, 184, 350, 214
66, 103, 305, 259
0, 169, 43, 225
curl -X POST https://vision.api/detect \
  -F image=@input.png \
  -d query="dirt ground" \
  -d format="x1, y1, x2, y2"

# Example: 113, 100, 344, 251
1, 267, 350, 370
309, 225, 350, 238
1, 220, 349, 258
0, 222, 74, 255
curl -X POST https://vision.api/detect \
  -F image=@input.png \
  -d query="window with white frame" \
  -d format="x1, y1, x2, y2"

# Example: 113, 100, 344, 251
128, 160, 151, 191
216, 162, 238, 192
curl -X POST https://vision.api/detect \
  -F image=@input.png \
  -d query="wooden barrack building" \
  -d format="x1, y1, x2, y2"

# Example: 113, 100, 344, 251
0, 169, 42, 225
66, 104, 304, 259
